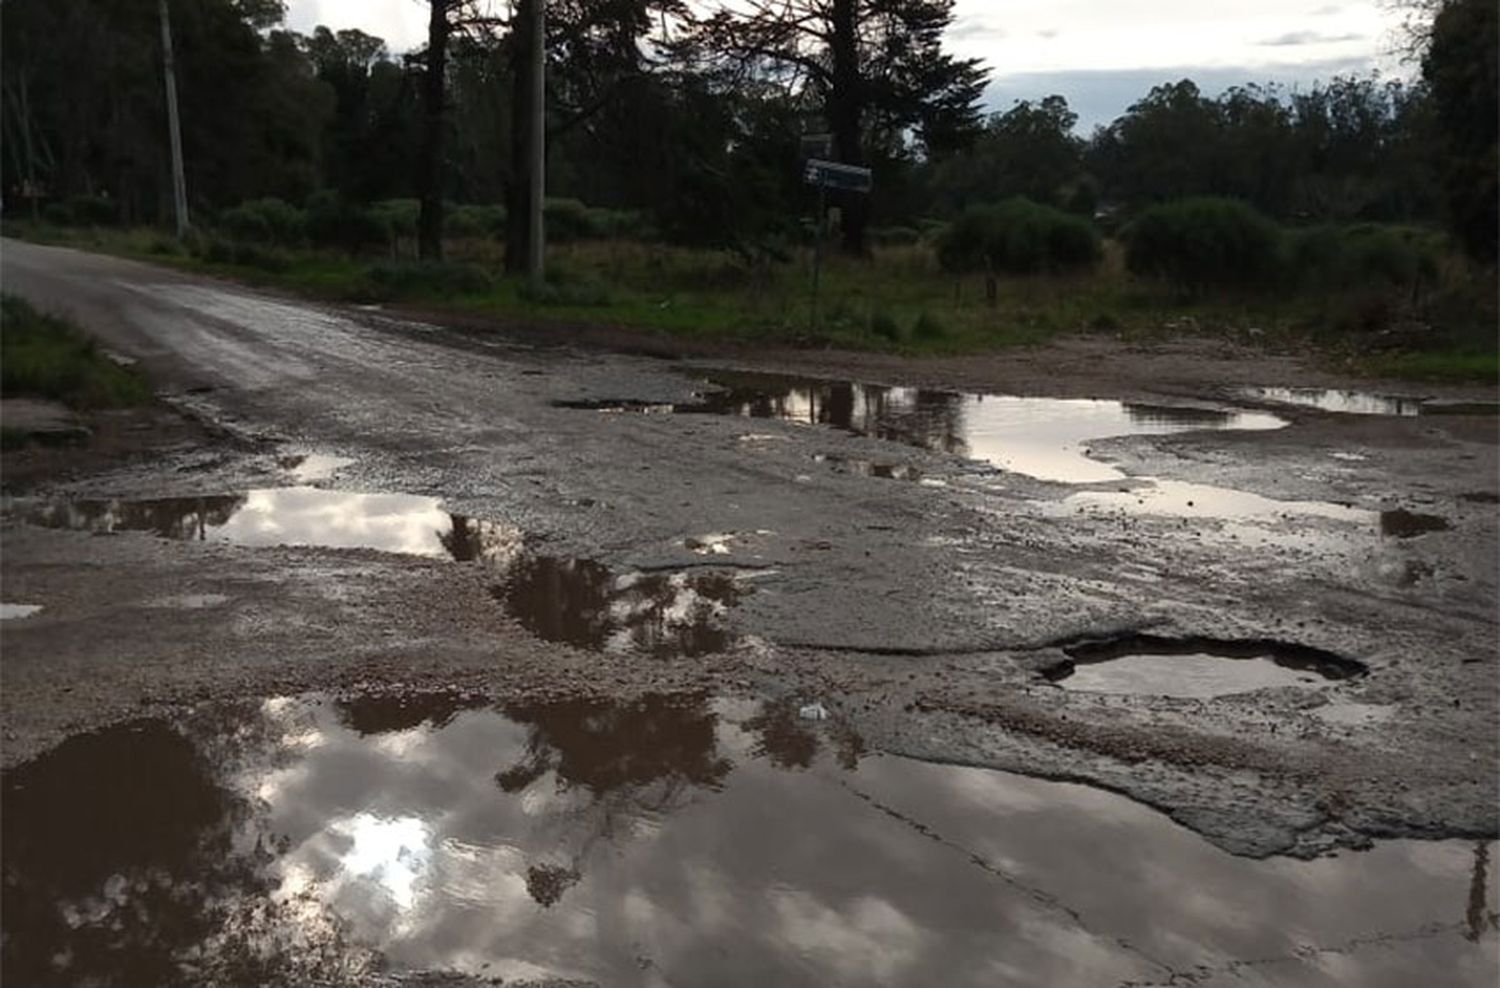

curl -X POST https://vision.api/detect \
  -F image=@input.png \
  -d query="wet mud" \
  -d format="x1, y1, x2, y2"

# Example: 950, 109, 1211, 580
2, 691, 1494, 987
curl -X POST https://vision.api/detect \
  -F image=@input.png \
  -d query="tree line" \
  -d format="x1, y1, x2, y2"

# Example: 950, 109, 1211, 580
2, 0, 1493, 263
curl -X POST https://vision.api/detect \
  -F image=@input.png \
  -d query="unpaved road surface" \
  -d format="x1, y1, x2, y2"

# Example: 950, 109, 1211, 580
2, 239, 1497, 985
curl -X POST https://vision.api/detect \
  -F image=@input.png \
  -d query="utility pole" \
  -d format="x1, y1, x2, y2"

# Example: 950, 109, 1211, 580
158, 0, 189, 238
527, 0, 545, 289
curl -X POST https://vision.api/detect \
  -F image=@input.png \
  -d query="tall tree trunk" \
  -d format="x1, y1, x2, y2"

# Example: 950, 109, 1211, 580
417, 0, 450, 261
828, 0, 866, 255
504, 0, 536, 276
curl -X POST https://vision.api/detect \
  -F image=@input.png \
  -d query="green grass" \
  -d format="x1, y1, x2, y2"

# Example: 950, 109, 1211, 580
1, 294, 153, 407
1360, 350, 1499, 382
5, 220, 1496, 380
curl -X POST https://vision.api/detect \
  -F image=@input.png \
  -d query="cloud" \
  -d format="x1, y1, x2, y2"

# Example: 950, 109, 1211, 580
1258, 30, 1365, 47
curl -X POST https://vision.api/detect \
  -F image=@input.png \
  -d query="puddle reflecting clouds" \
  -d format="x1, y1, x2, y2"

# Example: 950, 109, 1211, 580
564, 372, 1286, 483
2, 693, 1493, 987
9, 490, 524, 560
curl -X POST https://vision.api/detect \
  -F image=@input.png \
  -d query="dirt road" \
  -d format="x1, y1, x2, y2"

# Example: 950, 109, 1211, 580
2, 239, 1497, 984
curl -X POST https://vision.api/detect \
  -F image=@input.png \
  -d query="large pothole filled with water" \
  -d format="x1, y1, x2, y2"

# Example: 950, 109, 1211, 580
1044, 635, 1368, 698
2, 692, 1492, 987
559, 371, 1286, 483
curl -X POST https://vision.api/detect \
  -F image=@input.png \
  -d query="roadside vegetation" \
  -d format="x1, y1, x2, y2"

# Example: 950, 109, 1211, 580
0, 295, 151, 408
2, 0, 1494, 380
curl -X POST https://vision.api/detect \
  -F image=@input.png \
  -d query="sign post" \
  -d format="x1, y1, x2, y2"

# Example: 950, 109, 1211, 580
802, 158, 872, 330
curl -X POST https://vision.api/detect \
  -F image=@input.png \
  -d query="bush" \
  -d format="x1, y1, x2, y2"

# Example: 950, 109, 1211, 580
194, 236, 290, 272
366, 260, 494, 297
1289, 224, 1441, 292
218, 198, 304, 245
912, 311, 948, 341
868, 309, 903, 341
371, 199, 420, 239
1124, 197, 1282, 292
872, 226, 921, 247
304, 190, 388, 253
65, 195, 116, 226
445, 203, 507, 239
42, 202, 72, 226
937, 198, 1101, 275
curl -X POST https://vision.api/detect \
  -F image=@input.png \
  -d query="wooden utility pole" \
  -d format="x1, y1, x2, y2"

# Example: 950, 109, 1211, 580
527, 0, 546, 289
158, 0, 189, 237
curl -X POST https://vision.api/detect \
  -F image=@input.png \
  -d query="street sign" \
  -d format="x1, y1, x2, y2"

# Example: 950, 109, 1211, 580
803, 158, 873, 193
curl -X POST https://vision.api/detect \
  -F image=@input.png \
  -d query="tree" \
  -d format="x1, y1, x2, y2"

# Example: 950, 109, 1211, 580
931, 96, 1086, 213
681, 0, 987, 253
1422, 0, 1497, 260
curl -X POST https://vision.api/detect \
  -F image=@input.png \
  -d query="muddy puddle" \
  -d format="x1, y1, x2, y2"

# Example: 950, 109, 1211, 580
1243, 387, 1500, 417
565, 371, 1285, 483
3, 692, 1493, 987
493, 556, 745, 657
1046, 635, 1366, 698
5, 490, 523, 561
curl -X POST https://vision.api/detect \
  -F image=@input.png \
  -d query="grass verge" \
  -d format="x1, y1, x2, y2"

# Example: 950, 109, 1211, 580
1, 294, 152, 408
5, 221, 1496, 382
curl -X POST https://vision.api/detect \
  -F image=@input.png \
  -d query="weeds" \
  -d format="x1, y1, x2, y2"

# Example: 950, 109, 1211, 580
1, 295, 152, 407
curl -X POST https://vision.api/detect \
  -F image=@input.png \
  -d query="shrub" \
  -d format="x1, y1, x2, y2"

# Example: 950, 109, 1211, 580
194, 236, 290, 272
872, 226, 921, 247
65, 195, 116, 226
304, 190, 388, 252
937, 198, 1101, 275
218, 198, 305, 245
445, 203, 507, 239
1287, 224, 1444, 297
1123, 197, 1281, 292
544, 198, 593, 241
371, 199, 420, 239
366, 260, 494, 297
42, 202, 72, 226
868, 309, 902, 341
912, 311, 948, 341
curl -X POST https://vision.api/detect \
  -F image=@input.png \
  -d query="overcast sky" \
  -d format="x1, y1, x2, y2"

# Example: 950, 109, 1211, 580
282, 0, 1411, 131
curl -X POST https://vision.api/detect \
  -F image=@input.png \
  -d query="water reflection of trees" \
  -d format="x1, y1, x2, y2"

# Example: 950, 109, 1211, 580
494, 694, 732, 798
690, 372, 971, 458
439, 514, 524, 564
745, 699, 867, 772
22, 496, 247, 540
0, 719, 373, 986
495, 557, 743, 657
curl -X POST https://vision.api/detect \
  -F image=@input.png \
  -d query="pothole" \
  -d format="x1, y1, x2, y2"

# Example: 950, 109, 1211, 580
6, 490, 524, 560
1380, 509, 1451, 538
1044, 635, 1366, 698
2, 692, 1491, 986
559, 371, 1285, 483
492, 555, 747, 658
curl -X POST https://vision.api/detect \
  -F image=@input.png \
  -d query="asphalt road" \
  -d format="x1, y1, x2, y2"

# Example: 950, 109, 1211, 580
3, 238, 1496, 867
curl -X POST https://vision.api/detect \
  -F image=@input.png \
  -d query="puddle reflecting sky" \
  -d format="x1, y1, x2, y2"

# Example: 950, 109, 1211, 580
2, 693, 1493, 987
1050, 636, 1365, 699
9, 490, 524, 560
626, 372, 1286, 483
